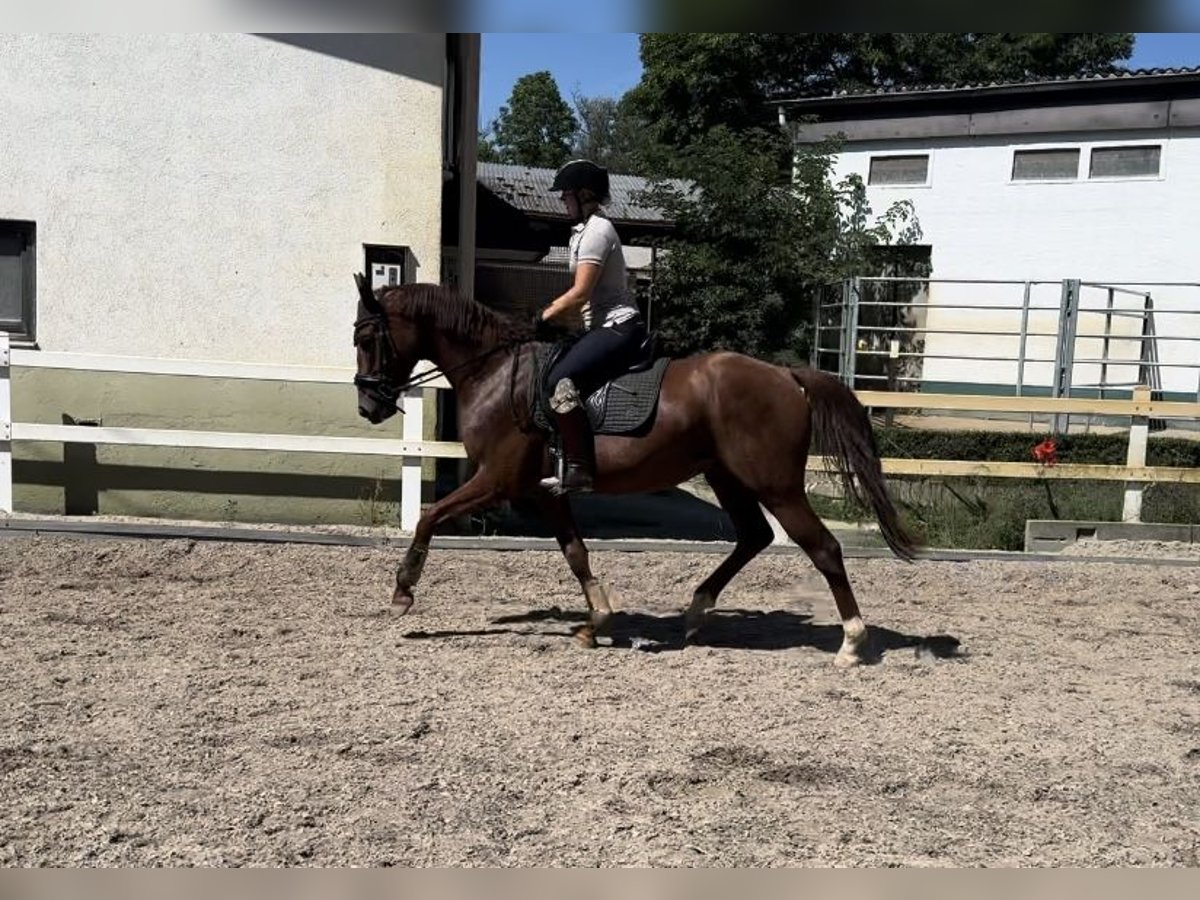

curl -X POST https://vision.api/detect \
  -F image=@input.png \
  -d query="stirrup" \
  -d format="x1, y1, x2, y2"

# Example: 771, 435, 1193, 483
540, 464, 594, 496
539, 476, 594, 496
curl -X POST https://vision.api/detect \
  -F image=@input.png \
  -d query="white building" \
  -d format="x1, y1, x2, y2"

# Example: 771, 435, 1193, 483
780, 68, 1200, 401
1, 34, 480, 523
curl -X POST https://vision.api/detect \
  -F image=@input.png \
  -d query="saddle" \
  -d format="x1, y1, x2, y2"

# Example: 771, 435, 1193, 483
530, 334, 671, 437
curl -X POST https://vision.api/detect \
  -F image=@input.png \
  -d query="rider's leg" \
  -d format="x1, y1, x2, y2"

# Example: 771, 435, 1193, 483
541, 379, 596, 494
539, 325, 639, 495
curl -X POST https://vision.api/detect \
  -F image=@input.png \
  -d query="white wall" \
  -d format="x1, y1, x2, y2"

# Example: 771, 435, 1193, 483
832, 128, 1200, 395
0, 34, 446, 366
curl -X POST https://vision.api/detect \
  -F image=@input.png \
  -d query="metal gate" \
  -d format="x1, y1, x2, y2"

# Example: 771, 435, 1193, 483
814, 276, 1200, 432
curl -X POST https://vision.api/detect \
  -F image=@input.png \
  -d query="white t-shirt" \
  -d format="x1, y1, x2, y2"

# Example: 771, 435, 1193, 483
569, 214, 639, 330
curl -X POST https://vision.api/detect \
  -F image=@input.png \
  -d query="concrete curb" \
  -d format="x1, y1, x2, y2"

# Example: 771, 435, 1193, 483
1024, 519, 1199, 553
3, 516, 1198, 567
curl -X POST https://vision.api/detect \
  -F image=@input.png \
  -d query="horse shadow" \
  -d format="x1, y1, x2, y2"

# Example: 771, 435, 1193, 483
406, 606, 963, 661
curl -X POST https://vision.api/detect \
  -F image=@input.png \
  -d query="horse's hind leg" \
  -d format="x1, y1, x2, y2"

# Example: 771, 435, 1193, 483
685, 467, 775, 643
765, 491, 872, 667
537, 491, 617, 648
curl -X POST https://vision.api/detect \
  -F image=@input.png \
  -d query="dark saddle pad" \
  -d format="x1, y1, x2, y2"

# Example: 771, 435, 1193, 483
531, 343, 671, 436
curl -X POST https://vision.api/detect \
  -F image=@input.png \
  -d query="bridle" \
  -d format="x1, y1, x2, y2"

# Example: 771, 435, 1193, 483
353, 311, 406, 405
352, 274, 530, 415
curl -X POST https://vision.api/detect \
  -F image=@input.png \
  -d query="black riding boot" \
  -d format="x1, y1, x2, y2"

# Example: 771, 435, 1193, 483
544, 406, 595, 495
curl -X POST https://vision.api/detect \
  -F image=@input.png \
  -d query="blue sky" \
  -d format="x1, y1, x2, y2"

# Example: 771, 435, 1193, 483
479, 32, 1200, 129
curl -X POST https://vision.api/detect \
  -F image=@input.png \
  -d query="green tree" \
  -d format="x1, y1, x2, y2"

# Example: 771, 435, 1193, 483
571, 94, 618, 167
570, 92, 656, 175
487, 71, 577, 168
644, 130, 921, 362
477, 131, 502, 163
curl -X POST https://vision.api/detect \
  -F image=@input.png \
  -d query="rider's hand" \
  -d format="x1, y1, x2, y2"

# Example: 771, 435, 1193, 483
532, 308, 558, 341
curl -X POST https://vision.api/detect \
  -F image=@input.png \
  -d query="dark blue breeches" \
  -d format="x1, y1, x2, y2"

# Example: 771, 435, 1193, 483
546, 319, 647, 399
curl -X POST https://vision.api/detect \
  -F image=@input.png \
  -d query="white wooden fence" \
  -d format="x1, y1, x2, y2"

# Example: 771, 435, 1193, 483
0, 333, 460, 530
2, 332, 1198, 533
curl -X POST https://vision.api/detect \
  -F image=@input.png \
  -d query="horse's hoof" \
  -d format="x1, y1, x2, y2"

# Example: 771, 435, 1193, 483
590, 609, 613, 637
684, 592, 714, 645
573, 626, 598, 649
834, 649, 865, 668
392, 585, 415, 614
683, 608, 709, 645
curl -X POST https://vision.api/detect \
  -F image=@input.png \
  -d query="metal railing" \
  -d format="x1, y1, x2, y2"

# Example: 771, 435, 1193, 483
813, 277, 1200, 432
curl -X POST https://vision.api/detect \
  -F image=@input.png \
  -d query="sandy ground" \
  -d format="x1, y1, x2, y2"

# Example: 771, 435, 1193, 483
1, 534, 1199, 867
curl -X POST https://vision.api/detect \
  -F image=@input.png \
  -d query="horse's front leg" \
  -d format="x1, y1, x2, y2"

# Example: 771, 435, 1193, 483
536, 491, 618, 648
392, 470, 500, 612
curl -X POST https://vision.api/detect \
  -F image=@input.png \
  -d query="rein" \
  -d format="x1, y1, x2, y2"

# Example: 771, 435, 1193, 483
396, 340, 518, 395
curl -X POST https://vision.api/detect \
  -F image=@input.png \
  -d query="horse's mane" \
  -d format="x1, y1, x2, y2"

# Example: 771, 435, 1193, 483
376, 283, 531, 344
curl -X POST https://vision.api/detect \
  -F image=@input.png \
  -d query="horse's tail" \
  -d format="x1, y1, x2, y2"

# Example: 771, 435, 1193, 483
789, 367, 920, 561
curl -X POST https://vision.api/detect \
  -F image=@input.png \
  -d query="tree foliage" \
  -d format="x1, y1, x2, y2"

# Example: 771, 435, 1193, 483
643, 130, 921, 362
569, 93, 652, 175
485, 71, 577, 168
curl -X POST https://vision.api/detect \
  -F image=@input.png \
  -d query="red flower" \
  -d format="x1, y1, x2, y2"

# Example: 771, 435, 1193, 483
1032, 438, 1058, 467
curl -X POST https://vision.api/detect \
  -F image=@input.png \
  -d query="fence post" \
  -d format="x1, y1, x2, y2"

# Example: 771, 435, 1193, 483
1052, 278, 1080, 434
1122, 384, 1151, 523
836, 279, 849, 381
809, 288, 821, 369
0, 332, 11, 514
1016, 281, 1032, 397
400, 387, 425, 532
845, 277, 861, 388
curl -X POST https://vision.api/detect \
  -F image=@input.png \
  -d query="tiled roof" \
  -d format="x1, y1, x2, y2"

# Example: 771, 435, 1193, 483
477, 161, 689, 225
776, 66, 1200, 104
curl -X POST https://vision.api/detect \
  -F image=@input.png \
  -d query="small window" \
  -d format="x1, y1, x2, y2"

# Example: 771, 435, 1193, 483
868, 155, 929, 186
1089, 145, 1161, 179
1012, 148, 1080, 180
0, 220, 35, 343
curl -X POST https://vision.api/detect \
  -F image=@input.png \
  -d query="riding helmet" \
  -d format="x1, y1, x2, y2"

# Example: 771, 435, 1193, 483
551, 159, 610, 201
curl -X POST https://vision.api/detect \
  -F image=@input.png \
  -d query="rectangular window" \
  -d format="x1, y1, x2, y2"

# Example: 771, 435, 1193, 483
868, 154, 929, 186
0, 220, 35, 343
1012, 148, 1080, 180
1089, 145, 1161, 179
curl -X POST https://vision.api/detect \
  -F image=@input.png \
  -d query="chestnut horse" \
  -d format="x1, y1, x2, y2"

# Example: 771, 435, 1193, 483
353, 277, 917, 666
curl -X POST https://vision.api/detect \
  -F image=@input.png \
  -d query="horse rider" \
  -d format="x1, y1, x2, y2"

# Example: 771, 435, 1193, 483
537, 158, 649, 495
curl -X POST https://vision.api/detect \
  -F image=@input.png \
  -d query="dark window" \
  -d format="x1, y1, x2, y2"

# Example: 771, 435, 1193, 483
1089, 145, 1162, 178
1012, 148, 1080, 180
868, 155, 929, 185
0, 220, 35, 343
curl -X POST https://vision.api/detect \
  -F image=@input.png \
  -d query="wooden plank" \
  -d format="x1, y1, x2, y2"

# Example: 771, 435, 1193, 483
10, 423, 469, 459
811, 456, 1200, 484
10, 350, 452, 390
854, 390, 1200, 418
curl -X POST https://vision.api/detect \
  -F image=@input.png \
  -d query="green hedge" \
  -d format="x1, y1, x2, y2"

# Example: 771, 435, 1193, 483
811, 427, 1200, 551
873, 427, 1200, 467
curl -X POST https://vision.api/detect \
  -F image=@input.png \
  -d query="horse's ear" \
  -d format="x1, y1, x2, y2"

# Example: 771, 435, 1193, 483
354, 272, 381, 313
